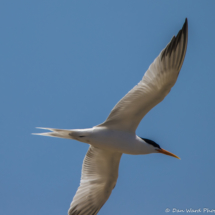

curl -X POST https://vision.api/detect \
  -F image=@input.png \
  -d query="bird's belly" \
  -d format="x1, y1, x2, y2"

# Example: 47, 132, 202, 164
88, 127, 143, 155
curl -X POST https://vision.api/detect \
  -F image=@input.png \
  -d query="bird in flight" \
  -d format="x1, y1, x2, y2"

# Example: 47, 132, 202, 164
34, 18, 188, 215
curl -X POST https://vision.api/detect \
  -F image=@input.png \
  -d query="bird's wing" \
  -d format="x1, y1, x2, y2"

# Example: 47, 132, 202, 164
68, 146, 122, 215
98, 19, 188, 133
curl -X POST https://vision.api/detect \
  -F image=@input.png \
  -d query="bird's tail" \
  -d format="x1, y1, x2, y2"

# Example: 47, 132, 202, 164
32, 127, 74, 139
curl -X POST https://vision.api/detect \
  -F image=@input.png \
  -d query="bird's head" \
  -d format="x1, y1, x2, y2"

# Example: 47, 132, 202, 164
141, 138, 180, 159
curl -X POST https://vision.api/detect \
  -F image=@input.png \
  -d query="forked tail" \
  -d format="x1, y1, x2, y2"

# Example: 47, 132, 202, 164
32, 127, 74, 139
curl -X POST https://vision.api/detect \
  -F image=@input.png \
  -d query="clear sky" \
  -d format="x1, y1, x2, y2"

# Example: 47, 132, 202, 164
1, 1, 215, 215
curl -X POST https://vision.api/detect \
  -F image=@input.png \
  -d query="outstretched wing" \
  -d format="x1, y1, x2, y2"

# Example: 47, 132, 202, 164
68, 146, 122, 215
98, 19, 188, 133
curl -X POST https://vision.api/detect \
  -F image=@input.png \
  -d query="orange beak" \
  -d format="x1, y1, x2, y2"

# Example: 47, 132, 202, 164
156, 148, 180, 159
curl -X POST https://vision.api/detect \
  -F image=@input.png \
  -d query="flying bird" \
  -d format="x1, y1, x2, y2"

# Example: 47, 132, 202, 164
34, 19, 188, 215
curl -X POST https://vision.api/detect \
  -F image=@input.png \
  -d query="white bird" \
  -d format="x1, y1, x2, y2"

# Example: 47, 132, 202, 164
34, 19, 188, 215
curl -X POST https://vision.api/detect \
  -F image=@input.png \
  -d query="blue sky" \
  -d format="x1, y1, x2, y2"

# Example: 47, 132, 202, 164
1, 1, 215, 215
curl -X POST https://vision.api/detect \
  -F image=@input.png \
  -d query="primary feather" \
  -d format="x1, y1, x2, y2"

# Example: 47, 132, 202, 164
99, 19, 188, 132
68, 146, 122, 215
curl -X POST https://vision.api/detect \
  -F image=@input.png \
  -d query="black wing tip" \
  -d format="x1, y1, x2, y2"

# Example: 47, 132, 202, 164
182, 18, 188, 35
175, 18, 188, 43
161, 18, 188, 60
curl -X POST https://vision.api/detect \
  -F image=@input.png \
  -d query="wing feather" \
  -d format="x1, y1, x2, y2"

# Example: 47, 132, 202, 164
98, 19, 188, 132
68, 146, 122, 215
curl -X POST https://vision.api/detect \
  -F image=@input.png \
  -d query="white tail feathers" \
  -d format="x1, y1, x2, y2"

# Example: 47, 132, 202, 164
32, 127, 73, 139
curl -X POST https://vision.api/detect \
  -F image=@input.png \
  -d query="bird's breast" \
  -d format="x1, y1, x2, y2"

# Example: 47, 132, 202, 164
88, 127, 145, 155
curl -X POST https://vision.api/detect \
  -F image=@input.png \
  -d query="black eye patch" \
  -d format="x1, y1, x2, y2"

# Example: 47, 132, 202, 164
140, 138, 161, 149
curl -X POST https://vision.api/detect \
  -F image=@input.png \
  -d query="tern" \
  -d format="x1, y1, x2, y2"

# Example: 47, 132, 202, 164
34, 19, 188, 215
